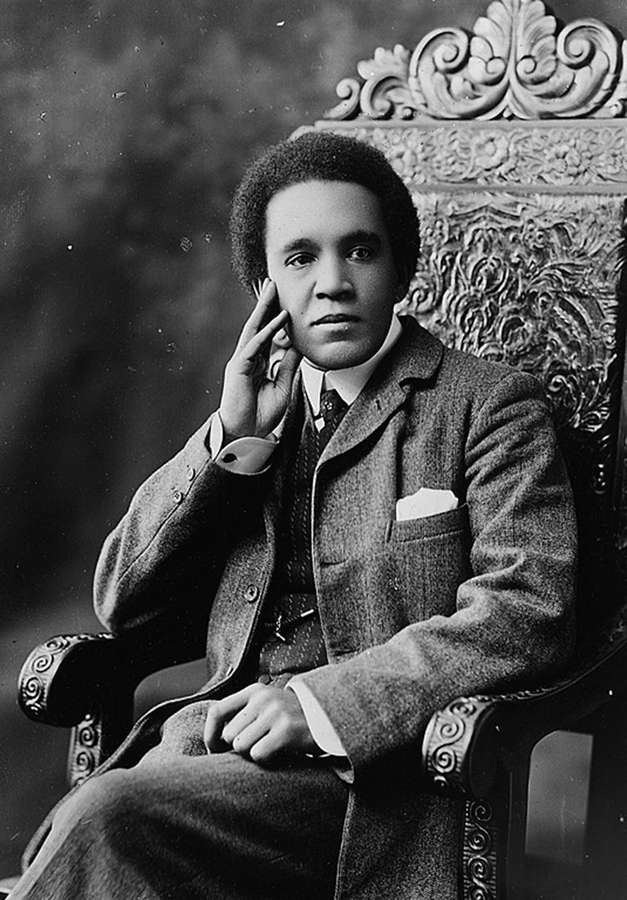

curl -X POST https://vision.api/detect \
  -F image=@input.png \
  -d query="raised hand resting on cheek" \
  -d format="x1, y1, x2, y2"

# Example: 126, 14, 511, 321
218, 278, 301, 442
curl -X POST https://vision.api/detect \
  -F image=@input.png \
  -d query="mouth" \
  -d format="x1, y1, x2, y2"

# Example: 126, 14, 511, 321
313, 314, 359, 325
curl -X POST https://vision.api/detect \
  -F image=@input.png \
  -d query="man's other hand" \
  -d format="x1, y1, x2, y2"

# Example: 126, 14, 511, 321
203, 684, 318, 763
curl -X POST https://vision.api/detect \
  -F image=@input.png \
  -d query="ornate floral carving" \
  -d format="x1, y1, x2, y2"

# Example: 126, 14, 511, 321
323, 123, 627, 186
462, 800, 498, 900
326, 0, 627, 121
399, 192, 622, 437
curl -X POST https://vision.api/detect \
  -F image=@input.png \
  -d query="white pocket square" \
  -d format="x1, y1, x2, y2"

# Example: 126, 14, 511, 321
395, 488, 458, 522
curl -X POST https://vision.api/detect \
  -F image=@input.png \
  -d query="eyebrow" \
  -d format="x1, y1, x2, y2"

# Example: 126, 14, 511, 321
279, 230, 383, 255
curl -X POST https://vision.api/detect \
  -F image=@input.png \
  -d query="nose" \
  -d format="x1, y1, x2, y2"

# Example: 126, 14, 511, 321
315, 254, 353, 300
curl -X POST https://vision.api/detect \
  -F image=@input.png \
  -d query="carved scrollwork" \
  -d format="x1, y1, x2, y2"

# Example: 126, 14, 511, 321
66, 710, 108, 786
463, 800, 498, 900
78, 721, 98, 747
423, 697, 495, 793
326, 0, 627, 121
73, 750, 97, 778
68, 712, 102, 785
424, 681, 592, 795
332, 45, 420, 120
18, 633, 114, 722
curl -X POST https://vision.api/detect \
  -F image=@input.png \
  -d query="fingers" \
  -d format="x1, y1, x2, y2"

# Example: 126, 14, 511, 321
230, 280, 290, 381
220, 701, 261, 745
272, 346, 302, 389
273, 326, 292, 350
246, 731, 290, 764
204, 685, 314, 763
237, 279, 282, 349
203, 686, 254, 752
252, 277, 269, 302
228, 718, 272, 758
243, 309, 289, 364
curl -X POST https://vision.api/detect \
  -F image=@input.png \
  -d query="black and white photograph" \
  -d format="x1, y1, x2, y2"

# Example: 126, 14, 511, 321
2, 1, 627, 897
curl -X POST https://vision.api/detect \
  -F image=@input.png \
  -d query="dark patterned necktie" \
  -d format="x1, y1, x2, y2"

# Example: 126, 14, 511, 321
318, 388, 348, 449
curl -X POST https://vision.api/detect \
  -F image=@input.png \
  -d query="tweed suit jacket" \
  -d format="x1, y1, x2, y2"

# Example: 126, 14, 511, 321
49, 317, 577, 899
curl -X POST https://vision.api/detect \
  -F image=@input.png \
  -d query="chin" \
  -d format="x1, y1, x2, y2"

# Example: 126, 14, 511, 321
304, 342, 372, 370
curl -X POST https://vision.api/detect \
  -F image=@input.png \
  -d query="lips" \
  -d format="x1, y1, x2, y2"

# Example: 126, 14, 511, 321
313, 314, 359, 325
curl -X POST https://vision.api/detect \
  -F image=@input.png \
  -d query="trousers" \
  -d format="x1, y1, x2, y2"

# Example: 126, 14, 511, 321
10, 701, 349, 900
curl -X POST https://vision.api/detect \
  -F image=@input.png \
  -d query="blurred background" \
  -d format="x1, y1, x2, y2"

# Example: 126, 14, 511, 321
2, 0, 626, 889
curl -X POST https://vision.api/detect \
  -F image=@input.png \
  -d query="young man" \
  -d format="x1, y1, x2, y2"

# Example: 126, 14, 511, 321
11, 132, 577, 899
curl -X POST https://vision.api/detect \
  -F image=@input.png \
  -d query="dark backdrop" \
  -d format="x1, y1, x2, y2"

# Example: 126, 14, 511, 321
2, 0, 626, 878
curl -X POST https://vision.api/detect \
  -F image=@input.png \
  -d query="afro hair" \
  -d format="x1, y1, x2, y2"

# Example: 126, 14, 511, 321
229, 130, 420, 296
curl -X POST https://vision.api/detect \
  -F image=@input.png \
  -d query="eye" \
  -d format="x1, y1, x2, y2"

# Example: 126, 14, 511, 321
285, 252, 314, 268
348, 245, 374, 261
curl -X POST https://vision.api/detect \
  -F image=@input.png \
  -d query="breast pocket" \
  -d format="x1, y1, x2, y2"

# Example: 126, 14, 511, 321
386, 503, 469, 543
382, 504, 471, 620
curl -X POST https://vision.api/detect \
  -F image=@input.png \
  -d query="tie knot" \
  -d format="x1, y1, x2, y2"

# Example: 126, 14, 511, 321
318, 388, 347, 448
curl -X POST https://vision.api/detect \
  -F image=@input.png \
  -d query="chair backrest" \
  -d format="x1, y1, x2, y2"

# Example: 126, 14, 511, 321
297, 0, 627, 655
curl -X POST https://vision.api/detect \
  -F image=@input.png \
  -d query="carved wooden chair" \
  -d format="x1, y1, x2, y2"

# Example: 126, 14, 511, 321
7, 1, 627, 897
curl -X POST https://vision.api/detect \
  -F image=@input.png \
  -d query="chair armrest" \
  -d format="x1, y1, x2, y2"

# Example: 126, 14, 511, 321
19, 630, 207, 785
18, 630, 204, 727
19, 633, 125, 726
422, 635, 627, 799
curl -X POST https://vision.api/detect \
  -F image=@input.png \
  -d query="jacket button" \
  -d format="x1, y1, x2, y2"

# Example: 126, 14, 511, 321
172, 490, 184, 504
244, 584, 259, 603
186, 466, 196, 481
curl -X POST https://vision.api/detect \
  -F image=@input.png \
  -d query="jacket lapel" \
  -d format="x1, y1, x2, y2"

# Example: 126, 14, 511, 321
319, 317, 444, 465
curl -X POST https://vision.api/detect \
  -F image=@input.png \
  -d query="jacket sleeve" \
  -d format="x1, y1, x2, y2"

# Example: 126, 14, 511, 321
298, 371, 577, 776
93, 415, 269, 641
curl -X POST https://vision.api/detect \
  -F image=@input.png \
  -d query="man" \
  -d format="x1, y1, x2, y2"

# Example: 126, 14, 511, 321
10, 132, 577, 899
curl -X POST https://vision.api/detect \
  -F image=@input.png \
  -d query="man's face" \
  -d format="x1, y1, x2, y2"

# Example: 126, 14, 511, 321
264, 179, 402, 370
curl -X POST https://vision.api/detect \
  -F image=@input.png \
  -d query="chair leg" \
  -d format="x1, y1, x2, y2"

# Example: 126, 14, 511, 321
67, 708, 108, 786
66, 693, 134, 787
581, 711, 627, 899
461, 797, 500, 898
460, 762, 530, 900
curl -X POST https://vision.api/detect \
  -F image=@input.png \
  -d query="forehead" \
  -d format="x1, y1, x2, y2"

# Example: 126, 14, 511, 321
264, 179, 388, 249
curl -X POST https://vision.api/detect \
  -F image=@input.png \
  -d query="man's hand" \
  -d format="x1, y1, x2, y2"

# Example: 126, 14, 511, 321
203, 684, 318, 764
219, 279, 301, 440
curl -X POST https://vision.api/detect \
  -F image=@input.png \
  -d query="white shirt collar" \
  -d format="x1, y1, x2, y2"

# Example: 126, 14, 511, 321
300, 314, 403, 417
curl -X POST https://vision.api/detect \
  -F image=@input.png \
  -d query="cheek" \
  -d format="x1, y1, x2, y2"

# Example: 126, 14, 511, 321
275, 287, 293, 316
272, 282, 302, 319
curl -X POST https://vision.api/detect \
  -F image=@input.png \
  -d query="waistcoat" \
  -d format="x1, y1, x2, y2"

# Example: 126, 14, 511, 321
251, 397, 328, 687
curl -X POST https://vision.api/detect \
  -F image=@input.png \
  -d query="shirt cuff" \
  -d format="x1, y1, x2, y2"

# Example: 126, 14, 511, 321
287, 678, 347, 757
209, 412, 277, 475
